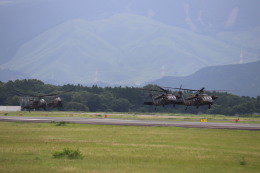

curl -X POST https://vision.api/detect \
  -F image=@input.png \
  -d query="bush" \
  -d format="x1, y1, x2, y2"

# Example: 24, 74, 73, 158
52, 148, 84, 159
55, 121, 67, 126
240, 157, 246, 166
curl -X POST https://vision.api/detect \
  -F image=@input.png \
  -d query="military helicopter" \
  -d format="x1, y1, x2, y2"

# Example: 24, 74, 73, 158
143, 86, 177, 110
164, 86, 219, 110
17, 91, 66, 111
47, 96, 62, 109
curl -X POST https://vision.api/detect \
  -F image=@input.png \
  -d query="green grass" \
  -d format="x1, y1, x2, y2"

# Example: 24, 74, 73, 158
0, 121, 260, 173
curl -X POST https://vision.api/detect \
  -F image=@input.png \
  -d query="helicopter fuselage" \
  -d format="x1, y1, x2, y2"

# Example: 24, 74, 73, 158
182, 94, 217, 109
153, 94, 176, 106
23, 98, 47, 111
47, 97, 63, 108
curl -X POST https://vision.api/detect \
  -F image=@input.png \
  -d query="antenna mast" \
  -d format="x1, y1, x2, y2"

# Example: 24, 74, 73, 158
239, 49, 244, 64
161, 65, 165, 77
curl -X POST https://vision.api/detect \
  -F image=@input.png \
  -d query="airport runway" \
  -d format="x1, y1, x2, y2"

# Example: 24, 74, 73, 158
0, 116, 260, 130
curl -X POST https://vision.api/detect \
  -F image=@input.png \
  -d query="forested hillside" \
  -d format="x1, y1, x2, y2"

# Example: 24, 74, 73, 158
0, 79, 260, 116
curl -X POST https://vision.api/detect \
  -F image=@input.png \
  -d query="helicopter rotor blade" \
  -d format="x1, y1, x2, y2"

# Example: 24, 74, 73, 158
162, 86, 197, 92
158, 87, 169, 93
141, 86, 169, 93
42, 90, 73, 97
14, 90, 72, 98
14, 90, 39, 97
141, 88, 165, 92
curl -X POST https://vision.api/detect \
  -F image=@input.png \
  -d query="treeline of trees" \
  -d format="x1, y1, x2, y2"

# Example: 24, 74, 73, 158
0, 79, 260, 116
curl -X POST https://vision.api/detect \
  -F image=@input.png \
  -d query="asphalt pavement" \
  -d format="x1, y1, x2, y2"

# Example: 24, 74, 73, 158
1, 116, 260, 130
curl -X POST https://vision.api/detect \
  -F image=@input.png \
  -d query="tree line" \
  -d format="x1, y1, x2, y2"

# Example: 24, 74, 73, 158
0, 79, 260, 116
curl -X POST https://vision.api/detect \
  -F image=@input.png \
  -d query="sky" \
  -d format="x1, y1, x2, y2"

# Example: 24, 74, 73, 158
0, 0, 259, 63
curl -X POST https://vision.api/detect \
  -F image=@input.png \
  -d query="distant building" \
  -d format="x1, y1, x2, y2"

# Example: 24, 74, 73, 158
0, 106, 21, 112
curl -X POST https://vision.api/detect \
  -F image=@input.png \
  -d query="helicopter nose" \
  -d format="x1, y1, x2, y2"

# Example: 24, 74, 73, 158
56, 97, 61, 101
212, 96, 218, 100
167, 95, 176, 101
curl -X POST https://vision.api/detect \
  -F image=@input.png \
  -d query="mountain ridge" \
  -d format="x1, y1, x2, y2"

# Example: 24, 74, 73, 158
1, 14, 259, 84
150, 60, 260, 97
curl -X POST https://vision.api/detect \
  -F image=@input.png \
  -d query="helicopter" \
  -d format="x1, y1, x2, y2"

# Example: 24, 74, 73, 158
17, 91, 66, 111
164, 86, 219, 110
143, 86, 177, 110
47, 96, 62, 109
20, 96, 47, 111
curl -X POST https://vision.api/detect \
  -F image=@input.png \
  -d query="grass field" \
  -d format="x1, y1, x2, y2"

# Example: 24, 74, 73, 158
0, 120, 260, 173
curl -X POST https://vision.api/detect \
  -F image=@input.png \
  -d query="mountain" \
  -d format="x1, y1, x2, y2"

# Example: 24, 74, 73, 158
1, 0, 260, 64
217, 27, 260, 54
0, 69, 30, 82
1, 14, 259, 85
150, 61, 260, 97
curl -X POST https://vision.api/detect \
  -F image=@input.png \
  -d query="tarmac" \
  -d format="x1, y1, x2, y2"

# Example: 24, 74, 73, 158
1, 116, 260, 130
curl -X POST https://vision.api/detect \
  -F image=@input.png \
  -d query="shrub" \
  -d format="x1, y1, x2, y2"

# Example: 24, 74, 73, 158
52, 148, 83, 159
240, 157, 246, 166
55, 121, 67, 126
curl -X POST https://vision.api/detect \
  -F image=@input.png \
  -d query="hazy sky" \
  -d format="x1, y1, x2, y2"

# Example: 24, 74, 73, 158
0, 0, 259, 63
1, 0, 259, 30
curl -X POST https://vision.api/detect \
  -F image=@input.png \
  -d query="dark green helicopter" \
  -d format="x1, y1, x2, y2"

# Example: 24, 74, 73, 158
163, 86, 219, 110
143, 86, 220, 110
143, 86, 177, 110
16, 91, 67, 111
